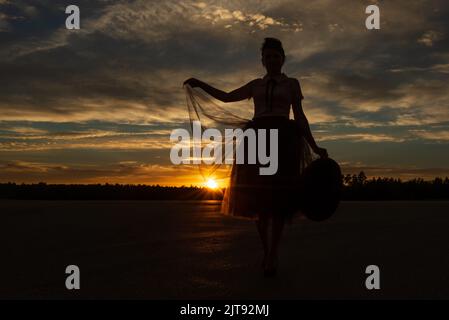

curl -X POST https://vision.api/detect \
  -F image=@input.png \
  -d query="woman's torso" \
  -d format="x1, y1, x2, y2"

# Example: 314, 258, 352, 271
251, 73, 297, 120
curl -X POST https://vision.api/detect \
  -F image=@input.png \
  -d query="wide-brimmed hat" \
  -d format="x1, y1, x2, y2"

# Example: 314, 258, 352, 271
298, 157, 343, 221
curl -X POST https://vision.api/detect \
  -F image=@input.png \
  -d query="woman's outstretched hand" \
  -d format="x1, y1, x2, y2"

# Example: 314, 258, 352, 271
313, 146, 328, 158
183, 78, 202, 88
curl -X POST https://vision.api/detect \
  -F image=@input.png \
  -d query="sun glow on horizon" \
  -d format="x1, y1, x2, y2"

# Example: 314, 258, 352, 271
205, 178, 218, 189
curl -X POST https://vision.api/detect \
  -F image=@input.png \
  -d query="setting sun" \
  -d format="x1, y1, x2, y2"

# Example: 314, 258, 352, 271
205, 178, 218, 189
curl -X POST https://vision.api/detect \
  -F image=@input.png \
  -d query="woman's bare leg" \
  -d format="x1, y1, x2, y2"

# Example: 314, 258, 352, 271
266, 215, 285, 270
256, 215, 270, 265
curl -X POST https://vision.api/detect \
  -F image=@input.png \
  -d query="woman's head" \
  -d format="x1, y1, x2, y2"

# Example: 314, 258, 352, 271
261, 37, 285, 73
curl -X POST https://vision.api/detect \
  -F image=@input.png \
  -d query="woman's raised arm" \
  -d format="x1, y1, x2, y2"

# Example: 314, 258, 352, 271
183, 78, 253, 103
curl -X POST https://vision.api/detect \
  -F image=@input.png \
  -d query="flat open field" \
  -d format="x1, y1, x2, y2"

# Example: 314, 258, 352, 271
1, 200, 448, 299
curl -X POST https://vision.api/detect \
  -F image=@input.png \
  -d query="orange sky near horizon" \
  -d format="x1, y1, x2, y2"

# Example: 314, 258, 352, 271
0, 1, 448, 185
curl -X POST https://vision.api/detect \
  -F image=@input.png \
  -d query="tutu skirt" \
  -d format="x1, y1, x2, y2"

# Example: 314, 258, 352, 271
221, 116, 310, 222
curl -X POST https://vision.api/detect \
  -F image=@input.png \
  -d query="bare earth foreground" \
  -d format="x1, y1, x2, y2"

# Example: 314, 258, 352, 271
1, 200, 449, 299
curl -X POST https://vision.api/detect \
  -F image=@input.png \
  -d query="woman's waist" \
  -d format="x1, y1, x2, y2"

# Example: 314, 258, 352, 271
244, 117, 302, 135
252, 115, 290, 122
250, 115, 291, 127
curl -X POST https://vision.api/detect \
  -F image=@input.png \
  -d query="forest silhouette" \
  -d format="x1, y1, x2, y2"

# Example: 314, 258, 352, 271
1, 171, 448, 200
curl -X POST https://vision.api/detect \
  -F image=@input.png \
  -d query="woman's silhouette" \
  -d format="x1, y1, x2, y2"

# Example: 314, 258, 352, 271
184, 38, 327, 277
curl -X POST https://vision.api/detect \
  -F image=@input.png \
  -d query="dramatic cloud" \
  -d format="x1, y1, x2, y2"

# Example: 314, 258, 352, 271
0, 0, 448, 183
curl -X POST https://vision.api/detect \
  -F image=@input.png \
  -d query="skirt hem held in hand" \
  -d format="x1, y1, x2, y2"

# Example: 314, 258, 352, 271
220, 116, 312, 223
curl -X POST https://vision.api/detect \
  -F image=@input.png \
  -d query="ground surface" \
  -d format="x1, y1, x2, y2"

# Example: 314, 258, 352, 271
1, 200, 448, 299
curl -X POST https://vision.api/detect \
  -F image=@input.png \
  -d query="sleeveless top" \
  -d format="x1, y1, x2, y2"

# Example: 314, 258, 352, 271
252, 73, 304, 119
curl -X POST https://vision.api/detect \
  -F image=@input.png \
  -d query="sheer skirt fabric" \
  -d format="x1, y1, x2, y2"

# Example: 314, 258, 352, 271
221, 116, 312, 222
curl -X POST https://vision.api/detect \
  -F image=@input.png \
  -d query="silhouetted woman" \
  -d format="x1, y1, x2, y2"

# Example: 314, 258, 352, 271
184, 38, 327, 277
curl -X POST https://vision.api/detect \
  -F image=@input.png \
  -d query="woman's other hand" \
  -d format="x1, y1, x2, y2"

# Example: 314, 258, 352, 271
183, 78, 202, 88
313, 146, 328, 158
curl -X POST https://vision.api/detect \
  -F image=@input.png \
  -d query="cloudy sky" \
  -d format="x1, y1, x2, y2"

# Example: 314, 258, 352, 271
0, 0, 448, 186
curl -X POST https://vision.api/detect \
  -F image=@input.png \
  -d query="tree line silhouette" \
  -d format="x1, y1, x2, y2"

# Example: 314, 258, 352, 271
0, 182, 222, 200
0, 171, 448, 200
341, 172, 449, 200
